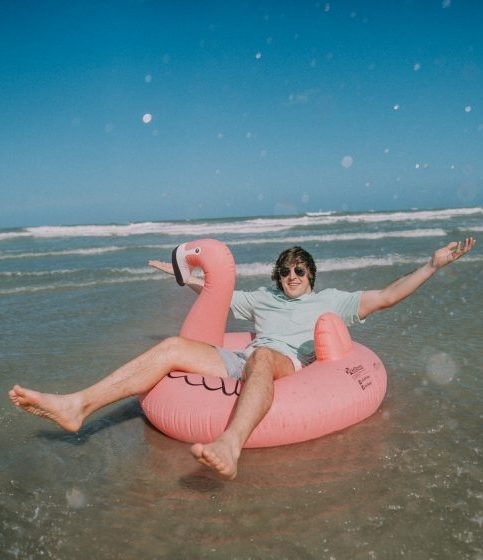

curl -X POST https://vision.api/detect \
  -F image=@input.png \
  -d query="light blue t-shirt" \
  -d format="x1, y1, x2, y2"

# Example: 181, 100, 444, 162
230, 287, 363, 366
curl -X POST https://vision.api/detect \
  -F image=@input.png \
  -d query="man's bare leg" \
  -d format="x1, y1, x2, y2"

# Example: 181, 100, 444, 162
9, 337, 227, 432
190, 348, 294, 480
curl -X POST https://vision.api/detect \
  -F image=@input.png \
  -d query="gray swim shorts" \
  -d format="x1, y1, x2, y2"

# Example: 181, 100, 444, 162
216, 347, 247, 380
215, 347, 303, 380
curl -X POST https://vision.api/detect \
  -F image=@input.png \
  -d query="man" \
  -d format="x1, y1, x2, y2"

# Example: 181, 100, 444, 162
9, 237, 475, 480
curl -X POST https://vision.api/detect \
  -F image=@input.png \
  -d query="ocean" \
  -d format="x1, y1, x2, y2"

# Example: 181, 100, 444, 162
1, 207, 482, 559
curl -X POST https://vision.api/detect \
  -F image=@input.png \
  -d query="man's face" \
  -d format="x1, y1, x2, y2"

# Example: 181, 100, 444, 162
279, 263, 312, 299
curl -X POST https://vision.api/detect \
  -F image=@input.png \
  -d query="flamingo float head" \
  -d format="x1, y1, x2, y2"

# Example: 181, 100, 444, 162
172, 238, 236, 346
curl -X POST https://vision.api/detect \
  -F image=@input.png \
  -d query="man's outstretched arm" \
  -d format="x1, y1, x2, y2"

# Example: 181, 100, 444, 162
358, 237, 476, 320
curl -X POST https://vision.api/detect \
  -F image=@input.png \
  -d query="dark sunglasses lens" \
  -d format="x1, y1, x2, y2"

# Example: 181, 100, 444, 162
279, 266, 306, 277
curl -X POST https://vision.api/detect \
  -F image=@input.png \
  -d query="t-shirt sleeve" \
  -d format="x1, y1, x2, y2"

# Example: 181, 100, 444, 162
230, 290, 256, 321
327, 289, 364, 325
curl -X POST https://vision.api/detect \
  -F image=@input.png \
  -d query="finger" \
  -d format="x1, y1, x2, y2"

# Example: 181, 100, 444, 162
461, 238, 473, 253
453, 238, 473, 257
467, 237, 476, 250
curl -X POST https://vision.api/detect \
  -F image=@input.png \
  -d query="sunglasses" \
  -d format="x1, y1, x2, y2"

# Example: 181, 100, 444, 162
279, 266, 307, 278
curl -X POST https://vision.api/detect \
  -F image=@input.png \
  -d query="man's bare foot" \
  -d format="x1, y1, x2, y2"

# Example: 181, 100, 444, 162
8, 385, 84, 432
190, 438, 240, 481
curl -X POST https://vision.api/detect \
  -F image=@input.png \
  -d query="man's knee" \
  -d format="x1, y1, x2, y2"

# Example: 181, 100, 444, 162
246, 348, 294, 379
158, 336, 190, 357
245, 348, 280, 376
249, 347, 277, 365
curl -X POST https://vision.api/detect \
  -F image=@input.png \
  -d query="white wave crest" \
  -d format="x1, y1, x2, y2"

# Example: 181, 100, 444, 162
8, 206, 480, 240
0, 246, 128, 261
0, 231, 31, 241
0, 266, 160, 278
228, 228, 447, 246
235, 254, 425, 277
0, 273, 158, 296
306, 207, 483, 223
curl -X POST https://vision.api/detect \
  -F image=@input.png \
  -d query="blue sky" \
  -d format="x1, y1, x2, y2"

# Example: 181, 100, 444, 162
1, 0, 482, 227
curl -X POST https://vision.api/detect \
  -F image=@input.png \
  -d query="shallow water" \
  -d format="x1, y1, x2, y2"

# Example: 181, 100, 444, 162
1, 210, 482, 559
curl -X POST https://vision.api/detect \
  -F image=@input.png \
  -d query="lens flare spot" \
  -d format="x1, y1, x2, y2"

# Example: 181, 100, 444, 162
341, 155, 354, 168
425, 351, 458, 385
66, 487, 87, 509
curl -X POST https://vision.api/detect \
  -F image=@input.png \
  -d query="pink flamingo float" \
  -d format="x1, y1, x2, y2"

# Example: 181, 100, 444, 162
140, 239, 387, 448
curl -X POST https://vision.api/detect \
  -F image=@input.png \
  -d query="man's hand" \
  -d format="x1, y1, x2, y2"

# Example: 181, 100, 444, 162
430, 237, 476, 269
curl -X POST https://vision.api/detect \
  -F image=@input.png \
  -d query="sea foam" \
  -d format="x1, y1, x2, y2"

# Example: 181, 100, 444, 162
1, 206, 479, 241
